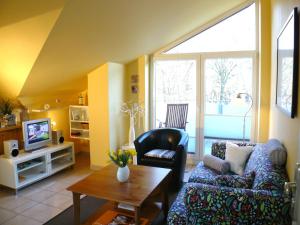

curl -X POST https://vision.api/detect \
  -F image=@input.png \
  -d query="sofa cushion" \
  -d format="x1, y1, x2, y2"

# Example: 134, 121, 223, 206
244, 143, 288, 191
167, 184, 187, 224
144, 149, 176, 159
225, 142, 253, 175
203, 154, 230, 174
188, 162, 221, 184
140, 156, 175, 168
215, 171, 255, 189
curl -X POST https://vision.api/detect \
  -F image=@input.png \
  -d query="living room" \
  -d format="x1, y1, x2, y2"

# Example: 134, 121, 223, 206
0, 0, 299, 224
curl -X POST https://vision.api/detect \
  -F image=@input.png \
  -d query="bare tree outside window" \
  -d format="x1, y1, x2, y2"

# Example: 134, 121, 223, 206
207, 59, 238, 114
156, 61, 195, 103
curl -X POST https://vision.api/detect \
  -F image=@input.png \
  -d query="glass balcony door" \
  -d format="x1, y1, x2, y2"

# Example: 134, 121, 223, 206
202, 55, 255, 155
153, 56, 199, 154
152, 53, 256, 159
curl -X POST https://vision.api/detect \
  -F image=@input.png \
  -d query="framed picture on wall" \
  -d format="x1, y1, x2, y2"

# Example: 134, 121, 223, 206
276, 7, 299, 118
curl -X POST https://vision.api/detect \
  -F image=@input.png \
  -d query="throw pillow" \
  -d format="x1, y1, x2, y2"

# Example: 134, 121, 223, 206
215, 171, 255, 189
144, 149, 176, 159
225, 142, 253, 175
266, 139, 287, 166
203, 154, 230, 174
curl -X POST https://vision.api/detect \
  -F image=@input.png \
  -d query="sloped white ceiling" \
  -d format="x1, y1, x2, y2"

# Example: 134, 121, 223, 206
3, 0, 247, 98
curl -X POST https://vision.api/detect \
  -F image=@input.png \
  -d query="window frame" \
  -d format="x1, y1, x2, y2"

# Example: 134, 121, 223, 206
150, 0, 258, 160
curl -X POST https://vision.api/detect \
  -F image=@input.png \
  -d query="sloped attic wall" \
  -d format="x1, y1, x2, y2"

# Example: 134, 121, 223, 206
0, 2, 64, 99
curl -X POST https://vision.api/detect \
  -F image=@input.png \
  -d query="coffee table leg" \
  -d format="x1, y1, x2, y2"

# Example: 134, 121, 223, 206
134, 206, 140, 225
73, 192, 81, 225
162, 191, 169, 218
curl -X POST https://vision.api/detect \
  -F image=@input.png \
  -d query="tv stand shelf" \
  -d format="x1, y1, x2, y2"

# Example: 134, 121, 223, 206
0, 142, 75, 192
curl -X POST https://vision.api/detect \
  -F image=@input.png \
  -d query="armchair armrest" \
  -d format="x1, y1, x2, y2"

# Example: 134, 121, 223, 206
177, 132, 189, 150
184, 183, 291, 224
134, 131, 157, 162
173, 132, 188, 162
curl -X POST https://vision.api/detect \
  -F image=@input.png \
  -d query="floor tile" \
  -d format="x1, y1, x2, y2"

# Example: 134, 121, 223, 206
13, 200, 37, 213
0, 208, 15, 224
18, 187, 40, 198
43, 194, 71, 208
3, 215, 42, 225
24, 190, 56, 202
57, 199, 73, 210
59, 189, 73, 197
0, 196, 30, 211
43, 182, 67, 192
21, 203, 62, 223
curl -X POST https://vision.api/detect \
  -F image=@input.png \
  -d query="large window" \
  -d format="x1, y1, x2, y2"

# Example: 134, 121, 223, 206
165, 4, 255, 54
152, 3, 257, 157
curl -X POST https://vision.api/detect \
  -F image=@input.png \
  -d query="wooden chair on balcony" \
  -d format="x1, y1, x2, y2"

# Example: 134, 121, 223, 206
159, 104, 189, 130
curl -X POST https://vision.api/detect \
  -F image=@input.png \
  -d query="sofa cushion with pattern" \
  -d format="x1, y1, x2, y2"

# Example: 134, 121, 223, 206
167, 185, 187, 224
215, 171, 255, 189
188, 162, 223, 184
244, 144, 287, 192
211, 142, 256, 160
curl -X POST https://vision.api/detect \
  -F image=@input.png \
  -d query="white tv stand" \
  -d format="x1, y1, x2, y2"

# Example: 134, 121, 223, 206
0, 142, 75, 193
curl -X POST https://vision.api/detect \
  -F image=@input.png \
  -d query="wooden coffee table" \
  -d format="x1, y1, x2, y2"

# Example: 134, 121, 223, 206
67, 164, 171, 225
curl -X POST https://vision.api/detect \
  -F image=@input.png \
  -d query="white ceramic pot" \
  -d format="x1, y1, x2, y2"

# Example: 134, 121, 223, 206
117, 165, 130, 182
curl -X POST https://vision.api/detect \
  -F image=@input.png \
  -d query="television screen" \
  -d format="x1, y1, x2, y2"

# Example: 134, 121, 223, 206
26, 121, 50, 144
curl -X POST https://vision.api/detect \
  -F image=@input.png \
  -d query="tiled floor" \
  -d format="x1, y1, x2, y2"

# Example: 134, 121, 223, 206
0, 152, 196, 225
0, 152, 91, 225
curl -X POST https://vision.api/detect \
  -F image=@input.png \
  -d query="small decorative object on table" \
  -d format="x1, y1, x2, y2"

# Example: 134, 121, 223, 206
120, 102, 143, 147
109, 149, 136, 182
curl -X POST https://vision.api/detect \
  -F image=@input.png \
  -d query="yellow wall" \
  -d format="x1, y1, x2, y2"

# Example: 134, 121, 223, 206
108, 63, 127, 150
88, 63, 126, 168
26, 90, 89, 153
269, 0, 300, 180
88, 65, 110, 168
28, 112, 48, 120
124, 56, 149, 138
257, 0, 271, 142
125, 60, 139, 103
138, 56, 150, 135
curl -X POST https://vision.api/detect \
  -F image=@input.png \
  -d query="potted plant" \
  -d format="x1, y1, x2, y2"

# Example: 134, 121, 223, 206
0, 98, 16, 126
109, 149, 136, 182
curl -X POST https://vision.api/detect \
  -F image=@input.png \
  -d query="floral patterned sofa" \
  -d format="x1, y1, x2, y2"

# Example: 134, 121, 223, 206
167, 140, 291, 225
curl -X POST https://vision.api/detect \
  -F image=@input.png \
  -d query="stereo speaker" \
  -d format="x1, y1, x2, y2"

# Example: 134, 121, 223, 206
4, 140, 19, 158
52, 130, 64, 145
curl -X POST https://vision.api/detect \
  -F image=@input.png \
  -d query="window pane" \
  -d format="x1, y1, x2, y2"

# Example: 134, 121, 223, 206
154, 60, 197, 153
203, 57, 253, 155
165, 4, 255, 54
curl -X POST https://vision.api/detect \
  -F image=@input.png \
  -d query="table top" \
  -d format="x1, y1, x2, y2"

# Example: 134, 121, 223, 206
67, 164, 171, 207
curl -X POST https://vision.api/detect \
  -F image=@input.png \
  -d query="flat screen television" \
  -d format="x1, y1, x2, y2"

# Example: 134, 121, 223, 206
22, 118, 52, 151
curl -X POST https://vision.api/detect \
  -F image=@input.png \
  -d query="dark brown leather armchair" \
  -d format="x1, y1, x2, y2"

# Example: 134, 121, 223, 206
134, 128, 188, 188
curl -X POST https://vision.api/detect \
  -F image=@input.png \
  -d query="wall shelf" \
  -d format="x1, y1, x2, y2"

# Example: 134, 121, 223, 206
69, 106, 89, 140
70, 128, 89, 132
70, 120, 89, 123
